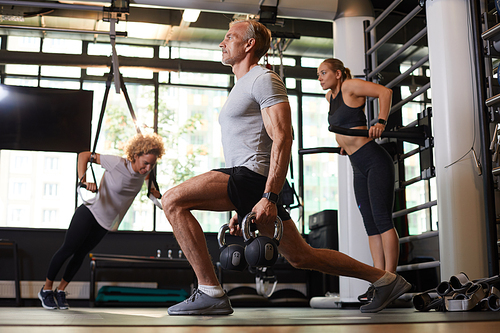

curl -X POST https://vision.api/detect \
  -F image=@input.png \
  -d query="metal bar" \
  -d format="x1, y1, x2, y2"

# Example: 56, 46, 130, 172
0, 24, 126, 36
471, 0, 499, 276
400, 175, 422, 188
298, 147, 341, 155
390, 82, 430, 114
386, 55, 429, 89
486, 93, 500, 107
13, 242, 21, 306
406, 118, 419, 128
393, 200, 437, 219
368, 88, 428, 127
364, 19, 374, 125
399, 230, 439, 244
481, 22, 500, 40
367, 54, 428, 106
367, 5, 423, 55
297, 79, 305, 235
329, 125, 426, 141
365, 0, 403, 33
400, 147, 420, 160
89, 259, 96, 305
396, 260, 440, 272
368, 27, 427, 80
0, 0, 104, 11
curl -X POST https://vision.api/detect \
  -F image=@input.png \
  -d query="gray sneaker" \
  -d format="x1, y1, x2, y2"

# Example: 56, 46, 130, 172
167, 289, 233, 315
360, 274, 411, 313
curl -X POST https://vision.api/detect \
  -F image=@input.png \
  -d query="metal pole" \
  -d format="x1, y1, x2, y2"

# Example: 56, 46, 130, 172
399, 230, 439, 244
393, 200, 438, 219
368, 27, 427, 80
385, 55, 429, 89
297, 79, 305, 234
365, 0, 403, 33
367, 5, 423, 55
363, 20, 374, 124
397, 261, 440, 272
389, 82, 430, 115
470, 0, 499, 276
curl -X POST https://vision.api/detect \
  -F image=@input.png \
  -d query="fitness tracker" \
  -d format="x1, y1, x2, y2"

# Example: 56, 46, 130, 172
377, 118, 387, 125
262, 192, 279, 204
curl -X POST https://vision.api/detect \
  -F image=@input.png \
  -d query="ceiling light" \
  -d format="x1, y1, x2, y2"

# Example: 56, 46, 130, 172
182, 9, 201, 23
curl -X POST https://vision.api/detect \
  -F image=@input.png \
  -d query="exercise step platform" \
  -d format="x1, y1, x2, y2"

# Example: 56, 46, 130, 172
95, 286, 189, 306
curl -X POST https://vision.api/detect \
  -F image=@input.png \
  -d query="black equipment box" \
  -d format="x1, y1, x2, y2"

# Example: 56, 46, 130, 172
307, 210, 339, 296
308, 210, 338, 250
309, 209, 338, 230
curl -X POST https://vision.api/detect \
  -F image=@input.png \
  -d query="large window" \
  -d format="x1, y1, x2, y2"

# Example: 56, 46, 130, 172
1, 32, 431, 239
300, 95, 339, 231
155, 85, 228, 232
0, 36, 237, 232
0, 150, 77, 229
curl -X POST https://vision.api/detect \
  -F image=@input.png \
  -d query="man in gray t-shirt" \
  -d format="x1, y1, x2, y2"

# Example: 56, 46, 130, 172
162, 19, 411, 316
219, 64, 288, 177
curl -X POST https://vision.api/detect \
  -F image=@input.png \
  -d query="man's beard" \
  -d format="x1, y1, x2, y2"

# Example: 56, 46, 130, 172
221, 49, 244, 66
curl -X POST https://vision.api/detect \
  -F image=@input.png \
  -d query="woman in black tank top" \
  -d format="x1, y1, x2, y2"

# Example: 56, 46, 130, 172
318, 58, 400, 303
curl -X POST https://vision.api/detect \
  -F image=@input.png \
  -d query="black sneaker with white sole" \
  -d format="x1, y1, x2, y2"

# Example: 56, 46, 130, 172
38, 287, 58, 310
55, 289, 69, 310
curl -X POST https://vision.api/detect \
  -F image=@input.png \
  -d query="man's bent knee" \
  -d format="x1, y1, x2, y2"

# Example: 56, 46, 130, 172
161, 188, 184, 221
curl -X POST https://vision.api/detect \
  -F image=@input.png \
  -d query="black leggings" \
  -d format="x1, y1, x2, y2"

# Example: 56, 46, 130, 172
46, 205, 108, 283
349, 140, 395, 236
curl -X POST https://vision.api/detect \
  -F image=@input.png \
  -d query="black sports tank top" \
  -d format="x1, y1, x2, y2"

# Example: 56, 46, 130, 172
328, 90, 367, 129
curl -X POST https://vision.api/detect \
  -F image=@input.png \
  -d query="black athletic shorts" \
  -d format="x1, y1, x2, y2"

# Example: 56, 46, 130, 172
213, 166, 291, 223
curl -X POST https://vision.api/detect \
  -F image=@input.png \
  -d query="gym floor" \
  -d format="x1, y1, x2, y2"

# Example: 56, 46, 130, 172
0, 306, 499, 333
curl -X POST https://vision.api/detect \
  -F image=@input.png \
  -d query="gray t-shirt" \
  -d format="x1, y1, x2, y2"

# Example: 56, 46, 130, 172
85, 154, 147, 231
219, 66, 288, 177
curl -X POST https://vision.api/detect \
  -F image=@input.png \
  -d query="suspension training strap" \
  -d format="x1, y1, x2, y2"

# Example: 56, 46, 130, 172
80, 64, 161, 208
119, 71, 141, 135
80, 68, 115, 192
147, 168, 163, 209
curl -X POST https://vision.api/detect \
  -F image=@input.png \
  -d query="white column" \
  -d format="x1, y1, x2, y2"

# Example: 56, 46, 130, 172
333, 15, 374, 303
426, 0, 488, 280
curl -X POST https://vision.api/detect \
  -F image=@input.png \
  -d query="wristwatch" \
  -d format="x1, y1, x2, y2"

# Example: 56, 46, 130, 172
262, 192, 279, 204
377, 118, 387, 125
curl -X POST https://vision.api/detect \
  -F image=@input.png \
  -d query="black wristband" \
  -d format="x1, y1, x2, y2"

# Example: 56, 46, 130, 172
377, 118, 387, 125
262, 192, 279, 204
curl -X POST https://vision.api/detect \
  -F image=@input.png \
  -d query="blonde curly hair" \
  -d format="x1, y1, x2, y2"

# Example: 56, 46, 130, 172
124, 132, 165, 161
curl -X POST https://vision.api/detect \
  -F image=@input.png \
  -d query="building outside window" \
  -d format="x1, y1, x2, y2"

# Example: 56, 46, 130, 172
44, 183, 58, 197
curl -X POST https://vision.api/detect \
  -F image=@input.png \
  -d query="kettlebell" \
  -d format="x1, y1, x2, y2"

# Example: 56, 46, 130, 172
218, 223, 247, 271
241, 212, 283, 268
